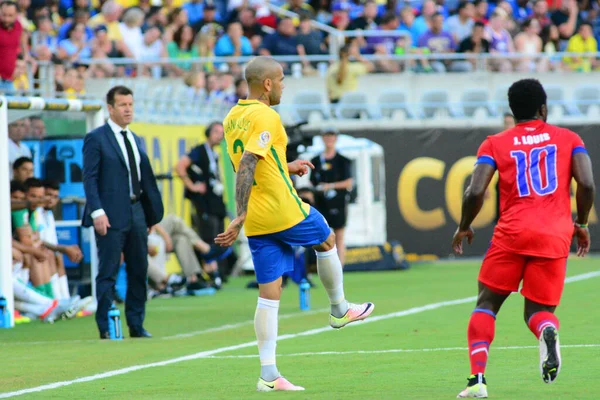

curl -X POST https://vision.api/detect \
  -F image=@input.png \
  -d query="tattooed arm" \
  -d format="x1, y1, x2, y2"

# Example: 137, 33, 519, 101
215, 151, 259, 247
235, 151, 259, 224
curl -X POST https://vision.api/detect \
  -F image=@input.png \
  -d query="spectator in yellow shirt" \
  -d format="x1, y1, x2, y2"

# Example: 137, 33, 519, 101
12, 58, 30, 93
88, 0, 123, 41
326, 42, 374, 103
565, 22, 598, 72
62, 68, 86, 99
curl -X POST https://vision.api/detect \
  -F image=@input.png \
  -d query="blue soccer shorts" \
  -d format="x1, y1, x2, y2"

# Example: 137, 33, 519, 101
248, 206, 331, 284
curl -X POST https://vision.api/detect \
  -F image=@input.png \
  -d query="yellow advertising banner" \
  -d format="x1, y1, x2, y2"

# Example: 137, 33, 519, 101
130, 123, 205, 274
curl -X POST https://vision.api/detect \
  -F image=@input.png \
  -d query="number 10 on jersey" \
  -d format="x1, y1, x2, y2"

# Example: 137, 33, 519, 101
510, 144, 558, 197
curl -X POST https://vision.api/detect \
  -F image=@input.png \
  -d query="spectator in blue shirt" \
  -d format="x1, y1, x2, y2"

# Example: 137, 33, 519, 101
260, 18, 300, 56
413, 0, 436, 41
58, 9, 93, 41
214, 21, 253, 57
184, 0, 222, 26
184, 0, 206, 26
58, 22, 92, 61
260, 18, 311, 73
399, 6, 421, 46
513, 0, 533, 23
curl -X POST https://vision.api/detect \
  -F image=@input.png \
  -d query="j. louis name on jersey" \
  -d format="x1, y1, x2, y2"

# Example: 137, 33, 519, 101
514, 133, 551, 146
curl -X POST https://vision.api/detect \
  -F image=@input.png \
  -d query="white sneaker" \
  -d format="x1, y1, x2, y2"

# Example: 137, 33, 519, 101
256, 376, 305, 392
540, 326, 561, 383
457, 374, 488, 398
329, 302, 374, 329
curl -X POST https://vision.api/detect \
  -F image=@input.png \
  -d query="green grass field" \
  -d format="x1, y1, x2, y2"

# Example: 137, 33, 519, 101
1, 258, 599, 399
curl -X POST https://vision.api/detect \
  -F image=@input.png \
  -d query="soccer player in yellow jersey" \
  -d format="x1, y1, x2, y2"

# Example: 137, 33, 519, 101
215, 57, 375, 392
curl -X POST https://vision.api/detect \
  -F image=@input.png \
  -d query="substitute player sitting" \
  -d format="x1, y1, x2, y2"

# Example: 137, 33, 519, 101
216, 56, 374, 392
452, 79, 595, 398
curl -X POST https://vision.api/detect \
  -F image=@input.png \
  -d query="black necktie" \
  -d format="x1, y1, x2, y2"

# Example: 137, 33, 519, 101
120, 130, 141, 198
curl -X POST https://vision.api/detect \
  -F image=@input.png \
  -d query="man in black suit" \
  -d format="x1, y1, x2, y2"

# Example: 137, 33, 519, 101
175, 123, 227, 280
82, 86, 163, 339
176, 122, 225, 235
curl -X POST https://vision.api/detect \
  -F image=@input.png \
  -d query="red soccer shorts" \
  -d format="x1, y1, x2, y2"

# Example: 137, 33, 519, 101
479, 243, 567, 306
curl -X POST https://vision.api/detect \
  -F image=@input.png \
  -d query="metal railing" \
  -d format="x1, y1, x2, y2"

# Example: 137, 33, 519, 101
11, 50, 600, 99
36, 50, 600, 67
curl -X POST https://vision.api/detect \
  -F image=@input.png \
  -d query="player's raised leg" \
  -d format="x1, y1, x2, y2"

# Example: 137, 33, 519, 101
314, 231, 374, 329
457, 282, 509, 399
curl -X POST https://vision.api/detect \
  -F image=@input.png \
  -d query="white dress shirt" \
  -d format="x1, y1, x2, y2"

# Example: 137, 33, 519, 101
91, 118, 142, 220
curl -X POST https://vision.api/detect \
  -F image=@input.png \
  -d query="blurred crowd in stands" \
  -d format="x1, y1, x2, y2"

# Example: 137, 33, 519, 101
2, 0, 600, 99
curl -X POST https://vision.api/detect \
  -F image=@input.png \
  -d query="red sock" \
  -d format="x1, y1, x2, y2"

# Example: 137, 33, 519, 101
527, 311, 559, 340
468, 309, 496, 375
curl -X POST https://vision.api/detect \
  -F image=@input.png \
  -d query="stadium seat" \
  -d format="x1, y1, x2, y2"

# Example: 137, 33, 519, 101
377, 90, 415, 119
493, 85, 511, 116
290, 90, 331, 122
545, 85, 579, 116
334, 92, 372, 119
573, 85, 600, 115
420, 90, 455, 119
459, 88, 493, 118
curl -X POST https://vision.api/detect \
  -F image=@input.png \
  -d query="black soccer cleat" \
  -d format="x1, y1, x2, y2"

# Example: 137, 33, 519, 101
540, 326, 562, 384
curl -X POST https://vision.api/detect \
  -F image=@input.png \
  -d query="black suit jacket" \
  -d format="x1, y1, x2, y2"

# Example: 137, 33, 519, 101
185, 144, 226, 218
82, 123, 164, 229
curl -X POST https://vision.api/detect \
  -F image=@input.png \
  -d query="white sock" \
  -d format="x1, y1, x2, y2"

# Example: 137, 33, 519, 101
316, 246, 349, 318
13, 278, 53, 306
59, 275, 70, 299
50, 274, 62, 299
14, 301, 53, 318
255, 297, 280, 382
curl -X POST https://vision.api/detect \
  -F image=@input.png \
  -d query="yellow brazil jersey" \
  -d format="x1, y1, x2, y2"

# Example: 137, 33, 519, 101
224, 99, 310, 237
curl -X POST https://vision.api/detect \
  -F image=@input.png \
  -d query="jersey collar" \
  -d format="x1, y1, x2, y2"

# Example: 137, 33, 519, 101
237, 99, 263, 107
516, 119, 544, 128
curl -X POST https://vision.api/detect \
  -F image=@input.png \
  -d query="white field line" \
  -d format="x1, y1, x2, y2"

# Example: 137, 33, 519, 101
0, 308, 329, 346
203, 344, 600, 359
1, 270, 598, 399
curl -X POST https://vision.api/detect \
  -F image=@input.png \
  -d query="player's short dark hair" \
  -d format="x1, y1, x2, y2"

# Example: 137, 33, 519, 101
43, 179, 60, 191
10, 180, 26, 194
13, 157, 33, 170
24, 177, 44, 191
106, 86, 133, 106
508, 79, 547, 121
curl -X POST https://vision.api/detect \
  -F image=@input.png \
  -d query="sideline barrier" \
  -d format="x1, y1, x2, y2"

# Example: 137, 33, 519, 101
307, 125, 600, 258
